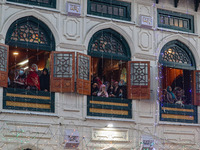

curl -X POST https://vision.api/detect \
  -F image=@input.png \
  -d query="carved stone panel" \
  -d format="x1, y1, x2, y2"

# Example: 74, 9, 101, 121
138, 4, 151, 16
92, 128, 129, 142
163, 128, 196, 145
138, 30, 152, 51
64, 18, 80, 40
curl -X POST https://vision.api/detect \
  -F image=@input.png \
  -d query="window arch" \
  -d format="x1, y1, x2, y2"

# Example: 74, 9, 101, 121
159, 40, 198, 123
2, 16, 55, 113
88, 28, 131, 61
5, 16, 55, 51
159, 40, 196, 70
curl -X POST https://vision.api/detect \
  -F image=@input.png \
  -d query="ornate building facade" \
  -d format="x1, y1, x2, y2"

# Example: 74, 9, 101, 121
0, 0, 200, 149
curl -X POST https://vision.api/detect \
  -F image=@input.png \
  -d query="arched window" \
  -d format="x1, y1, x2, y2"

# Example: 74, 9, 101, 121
159, 40, 198, 123
88, 29, 131, 98
87, 28, 150, 119
159, 40, 195, 70
6, 16, 55, 51
88, 28, 131, 61
1, 16, 55, 113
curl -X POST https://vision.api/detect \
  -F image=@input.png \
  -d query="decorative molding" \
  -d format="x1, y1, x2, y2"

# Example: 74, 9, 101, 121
138, 4, 151, 16
139, 101, 153, 118
3, 122, 52, 139
64, 18, 80, 40
134, 53, 156, 61
138, 30, 152, 51
59, 43, 85, 50
67, 0, 80, 3
92, 128, 129, 142
163, 128, 196, 144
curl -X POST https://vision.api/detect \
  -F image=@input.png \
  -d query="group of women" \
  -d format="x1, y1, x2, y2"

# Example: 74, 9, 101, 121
11, 64, 50, 92
91, 77, 126, 98
162, 86, 185, 105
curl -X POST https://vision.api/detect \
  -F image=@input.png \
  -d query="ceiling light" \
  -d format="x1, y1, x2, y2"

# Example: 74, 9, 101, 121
23, 66, 29, 70
19, 60, 29, 65
13, 52, 19, 56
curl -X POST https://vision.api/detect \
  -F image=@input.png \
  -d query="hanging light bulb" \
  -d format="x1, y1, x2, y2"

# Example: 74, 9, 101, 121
13, 52, 19, 56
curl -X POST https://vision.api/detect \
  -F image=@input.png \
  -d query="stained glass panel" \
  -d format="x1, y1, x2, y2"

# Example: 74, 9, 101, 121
78, 55, 90, 80
91, 33, 124, 56
53, 53, 73, 78
130, 63, 148, 86
161, 46, 191, 64
0, 45, 8, 72
10, 23, 48, 45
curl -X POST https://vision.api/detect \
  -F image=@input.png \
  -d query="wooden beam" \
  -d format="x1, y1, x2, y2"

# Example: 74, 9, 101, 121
174, 0, 179, 7
156, 0, 159, 4
194, 0, 200, 11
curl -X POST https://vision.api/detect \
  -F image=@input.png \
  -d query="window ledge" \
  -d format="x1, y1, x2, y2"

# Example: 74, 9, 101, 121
86, 14, 136, 25
0, 110, 59, 117
156, 27, 198, 36
6, 1, 59, 13
86, 116, 135, 123
63, 108, 80, 112
158, 121, 200, 127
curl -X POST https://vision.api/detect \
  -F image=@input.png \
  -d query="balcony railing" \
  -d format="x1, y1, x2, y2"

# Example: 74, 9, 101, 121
3, 88, 55, 113
87, 96, 132, 119
160, 102, 197, 123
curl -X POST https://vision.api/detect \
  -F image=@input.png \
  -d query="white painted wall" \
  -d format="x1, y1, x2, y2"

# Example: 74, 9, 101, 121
0, 0, 200, 149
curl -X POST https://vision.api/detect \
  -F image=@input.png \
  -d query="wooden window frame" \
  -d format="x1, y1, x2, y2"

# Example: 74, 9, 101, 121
76, 53, 91, 95
0, 44, 9, 88
50, 51, 75, 93
127, 61, 150, 100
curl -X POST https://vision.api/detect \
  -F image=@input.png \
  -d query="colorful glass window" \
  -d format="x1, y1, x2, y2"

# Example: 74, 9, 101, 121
87, 0, 131, 21
158, 9, 194, 33
88, 29, 131, 61
6, 16, 55, 51
159, 40, 195, 70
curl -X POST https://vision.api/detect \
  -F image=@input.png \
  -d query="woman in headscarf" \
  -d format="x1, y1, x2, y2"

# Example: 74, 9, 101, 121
166, 86, 176, 103
26, 64, 40, 90
97, 84, 108, 97
40, 68, 50, 92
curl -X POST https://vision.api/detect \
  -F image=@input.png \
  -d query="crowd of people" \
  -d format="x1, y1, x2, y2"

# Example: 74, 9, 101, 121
91, 77, 126, 98
162, 86, 185, 106
9, 64, 50, 92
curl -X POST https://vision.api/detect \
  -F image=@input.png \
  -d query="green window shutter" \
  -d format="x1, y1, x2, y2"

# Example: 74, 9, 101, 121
87, 0, 131, 21
157, 9, 194, 33
7, 0, 56, 9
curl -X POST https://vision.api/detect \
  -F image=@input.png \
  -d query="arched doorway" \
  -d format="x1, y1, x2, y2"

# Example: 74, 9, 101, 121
2, 16, 55, 113
159, 40, 198, 123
